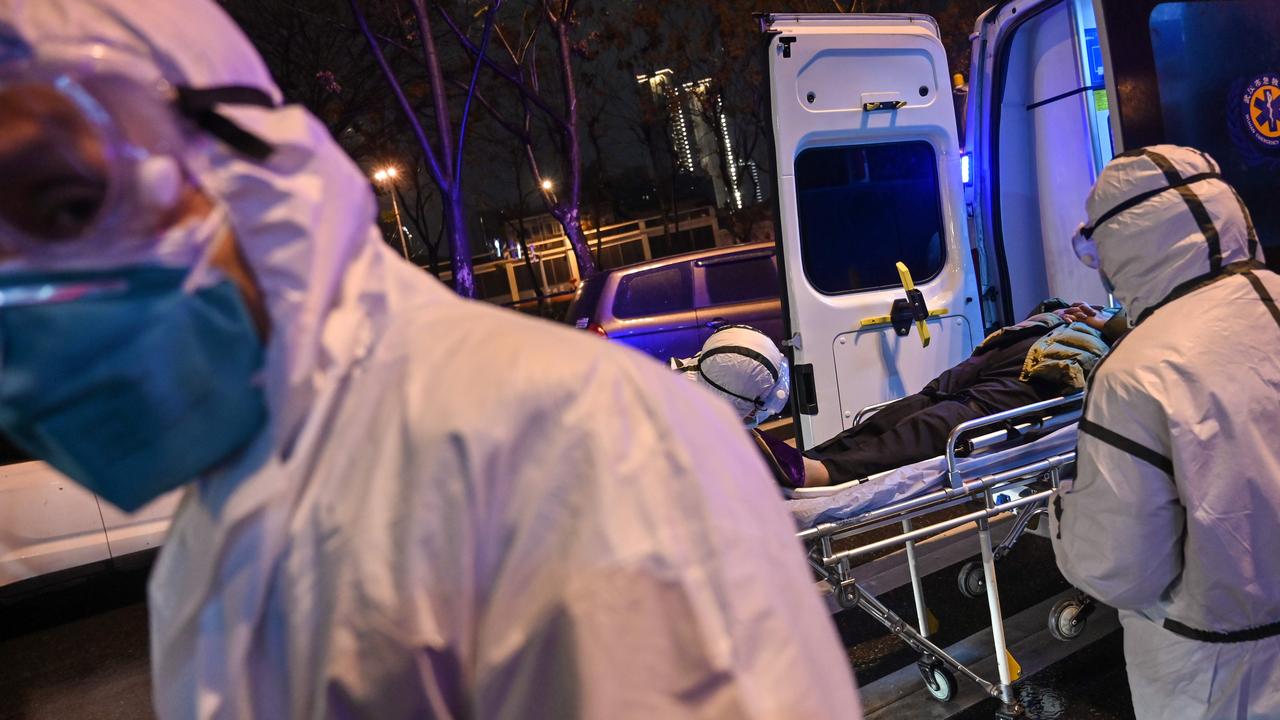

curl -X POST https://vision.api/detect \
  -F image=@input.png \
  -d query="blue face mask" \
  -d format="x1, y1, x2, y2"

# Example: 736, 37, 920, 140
0, 266, 267, 512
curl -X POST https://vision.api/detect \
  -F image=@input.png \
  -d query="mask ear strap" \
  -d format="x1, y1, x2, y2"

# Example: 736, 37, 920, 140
175, 85, 277, 161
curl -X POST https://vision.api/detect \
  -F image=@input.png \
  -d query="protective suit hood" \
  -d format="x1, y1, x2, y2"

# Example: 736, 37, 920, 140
1086, 145, 1264, 322
672, 325, 790, 427
0, 0, 389, 448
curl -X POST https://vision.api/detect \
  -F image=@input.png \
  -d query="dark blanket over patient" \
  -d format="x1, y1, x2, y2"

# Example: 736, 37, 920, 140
805, 331, 1048, 482
803, 304, 1124, 484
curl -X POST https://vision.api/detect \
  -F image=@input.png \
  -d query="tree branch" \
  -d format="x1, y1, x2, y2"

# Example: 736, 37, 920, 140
435, 2, 569, 128
454, 0, 503, 190
348, 0, 447, 190
546, 2, 582, 214
410, 0, 456, 178
445, 77, 531, 144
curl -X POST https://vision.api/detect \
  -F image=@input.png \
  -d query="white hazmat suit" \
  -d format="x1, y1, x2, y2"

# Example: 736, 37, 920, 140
0, 2, 862, 718
671, 325, 791, 428
1051, 145, 1280, 719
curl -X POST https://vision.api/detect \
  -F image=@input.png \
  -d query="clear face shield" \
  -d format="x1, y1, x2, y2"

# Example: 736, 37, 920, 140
0, 46, 275, 272
0, 55, 191, 267
747, 358, 791, 428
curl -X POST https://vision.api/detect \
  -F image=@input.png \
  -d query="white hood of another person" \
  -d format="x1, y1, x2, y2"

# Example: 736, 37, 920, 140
0, 0, 403, 448
1087, 144, 1265, 323
671, 325, 790, 427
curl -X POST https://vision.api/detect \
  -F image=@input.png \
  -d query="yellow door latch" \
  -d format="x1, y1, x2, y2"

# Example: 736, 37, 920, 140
859, 262, 948, 348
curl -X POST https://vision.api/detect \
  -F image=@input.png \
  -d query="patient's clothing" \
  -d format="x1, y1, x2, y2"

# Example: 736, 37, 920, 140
805, 332, 1051, 482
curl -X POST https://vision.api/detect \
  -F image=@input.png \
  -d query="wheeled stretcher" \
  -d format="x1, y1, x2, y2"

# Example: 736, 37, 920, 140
787, 394, 1093, 718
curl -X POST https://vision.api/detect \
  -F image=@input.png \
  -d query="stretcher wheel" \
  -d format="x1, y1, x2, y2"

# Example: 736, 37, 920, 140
1048, 597, 1087, 641
917, 661, 958, 702
957, 560, 985, 599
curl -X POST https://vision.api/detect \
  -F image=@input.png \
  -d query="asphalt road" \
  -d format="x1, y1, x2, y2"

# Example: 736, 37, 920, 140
1, 537, 1135, 720
1, 566, 155, 720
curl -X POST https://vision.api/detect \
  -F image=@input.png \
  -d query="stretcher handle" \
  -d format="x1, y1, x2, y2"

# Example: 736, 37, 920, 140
824, 487, 1054, 565
944, 394, 1085, 489
852, 398, 901, 425
964, 411, 1079, 455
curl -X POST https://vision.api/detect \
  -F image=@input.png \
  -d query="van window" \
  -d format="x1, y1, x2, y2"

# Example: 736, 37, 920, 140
613, 264, 693, 319
703, 254, 779, 306
794, 141, 946, 294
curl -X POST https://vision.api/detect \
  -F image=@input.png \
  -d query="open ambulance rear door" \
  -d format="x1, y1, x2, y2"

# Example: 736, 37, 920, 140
764, 14, 983, 451
965, 0, 1114, 331
965, 0, 1280, 334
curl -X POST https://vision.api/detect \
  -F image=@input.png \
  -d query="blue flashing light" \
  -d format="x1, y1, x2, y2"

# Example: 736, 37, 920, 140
961, 153, 973, 185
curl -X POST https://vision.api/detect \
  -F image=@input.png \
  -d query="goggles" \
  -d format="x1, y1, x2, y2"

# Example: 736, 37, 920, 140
1072, 171, 1222, 269
0, 47, 274, 265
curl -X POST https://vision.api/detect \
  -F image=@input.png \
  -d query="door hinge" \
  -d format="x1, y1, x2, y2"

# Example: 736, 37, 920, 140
781, 333, 803, 350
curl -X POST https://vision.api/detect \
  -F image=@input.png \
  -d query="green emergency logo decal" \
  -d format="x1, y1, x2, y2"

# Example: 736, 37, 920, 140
1245, 74, 1280, 147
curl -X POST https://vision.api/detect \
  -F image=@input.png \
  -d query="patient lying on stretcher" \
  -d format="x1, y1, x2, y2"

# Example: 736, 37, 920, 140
773, 301, 1127, 489
676, 301, 1125, 490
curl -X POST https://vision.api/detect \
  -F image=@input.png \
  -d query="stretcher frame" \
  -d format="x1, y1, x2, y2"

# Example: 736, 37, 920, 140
795, 393, 1086, 718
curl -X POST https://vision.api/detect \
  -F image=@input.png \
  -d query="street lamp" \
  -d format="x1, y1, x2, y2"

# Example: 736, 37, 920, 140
373, 165, 409, 260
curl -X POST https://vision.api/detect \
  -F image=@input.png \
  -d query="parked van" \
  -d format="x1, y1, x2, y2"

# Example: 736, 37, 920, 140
763, 0, 1280, 451
564, 242, 784, 361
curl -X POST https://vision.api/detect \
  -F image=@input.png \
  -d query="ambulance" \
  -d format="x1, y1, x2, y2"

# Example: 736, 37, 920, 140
764, 0, 1280, 450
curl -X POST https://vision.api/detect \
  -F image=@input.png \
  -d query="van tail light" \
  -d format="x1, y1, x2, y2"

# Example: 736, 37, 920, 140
586, 322, 608, 338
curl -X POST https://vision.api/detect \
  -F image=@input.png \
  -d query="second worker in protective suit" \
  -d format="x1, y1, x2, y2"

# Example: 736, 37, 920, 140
0, 1, 862, 718
1052, 145, 1280, 720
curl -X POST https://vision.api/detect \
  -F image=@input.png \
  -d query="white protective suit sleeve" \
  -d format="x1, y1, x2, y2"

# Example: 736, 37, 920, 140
150, 295, 864, 720
455, 318, 858, 718
1051, 367, 1183, 610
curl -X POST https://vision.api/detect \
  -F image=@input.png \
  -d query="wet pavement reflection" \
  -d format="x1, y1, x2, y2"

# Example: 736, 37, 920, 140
955, 631, 1135, 720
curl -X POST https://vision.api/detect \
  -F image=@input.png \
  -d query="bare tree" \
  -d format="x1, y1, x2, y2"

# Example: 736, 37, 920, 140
221, 0, 405, 162
349, 0, 504, 297
389, 161, 451, 277
436, 0, 598, 278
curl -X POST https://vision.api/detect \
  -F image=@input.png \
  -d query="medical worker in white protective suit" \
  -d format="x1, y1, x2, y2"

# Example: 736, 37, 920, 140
0, 2, 863, 718
670, 325, 792, 428
1051, 145, 1280, 720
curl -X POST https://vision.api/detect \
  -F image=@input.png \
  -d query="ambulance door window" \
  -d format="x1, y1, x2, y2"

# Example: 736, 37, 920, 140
794, 141, 946, 295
